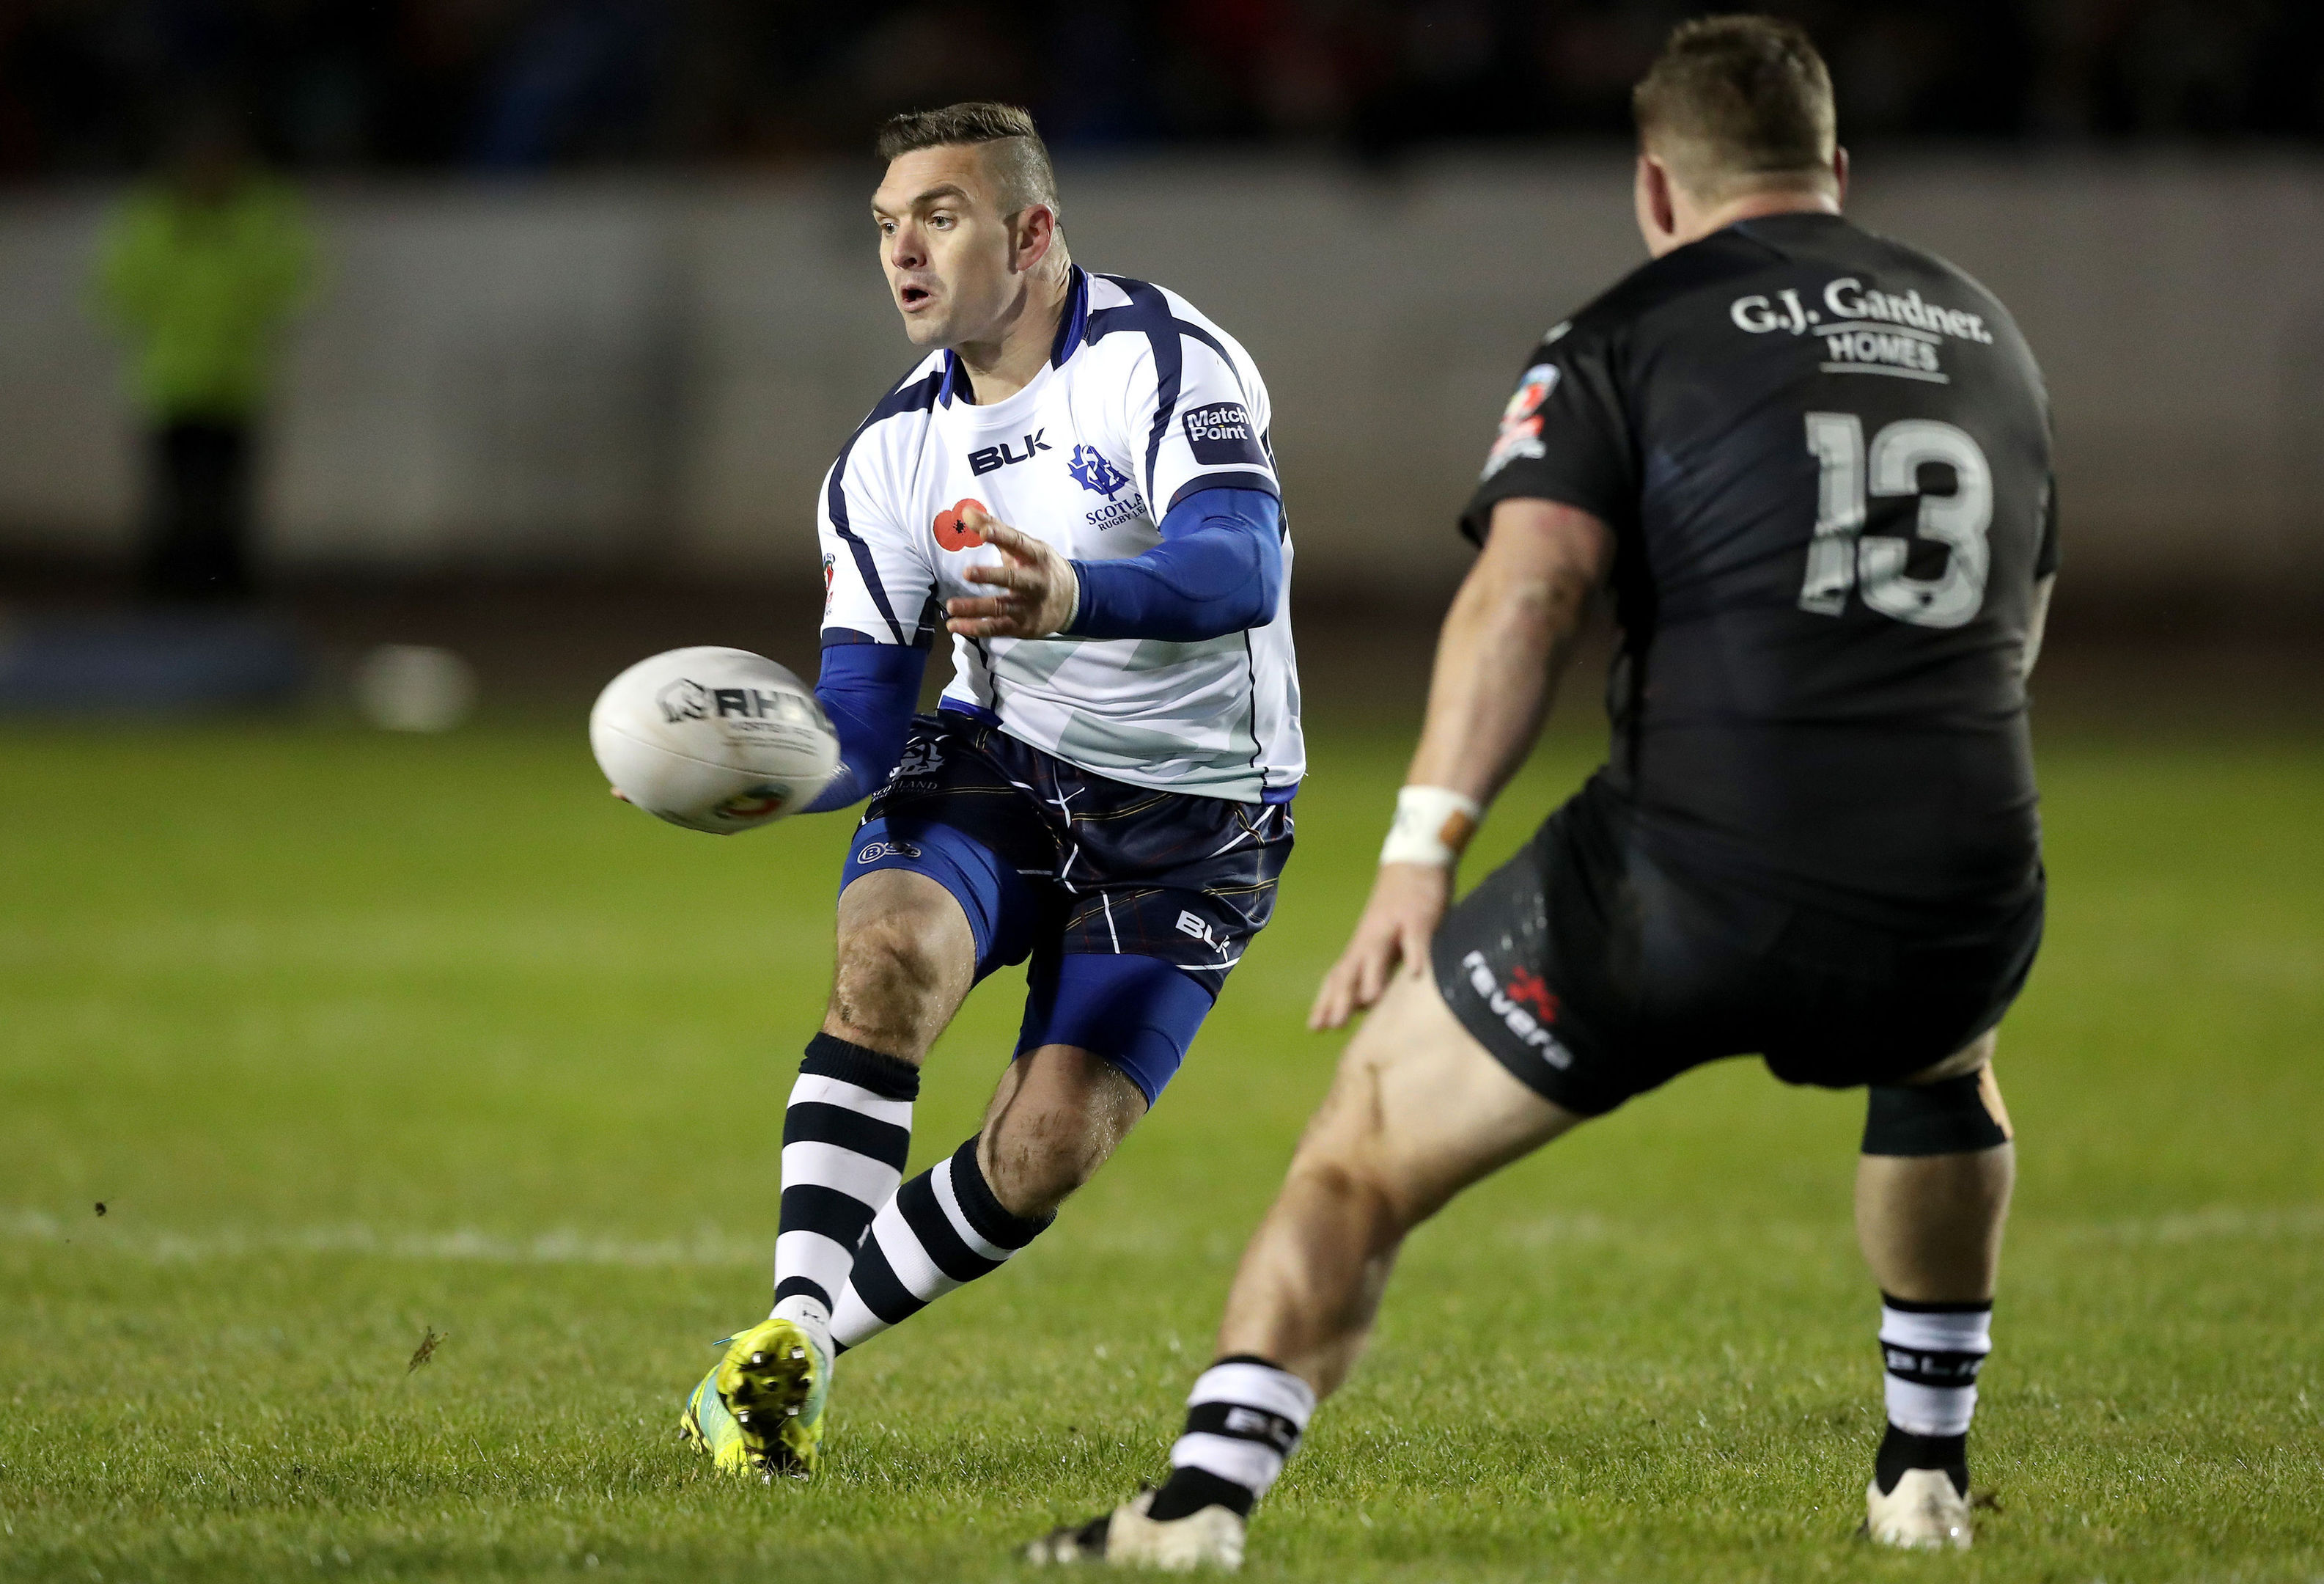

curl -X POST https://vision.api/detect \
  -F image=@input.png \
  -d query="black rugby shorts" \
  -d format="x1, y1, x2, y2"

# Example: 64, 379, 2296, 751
1431, 774, 2042, 1116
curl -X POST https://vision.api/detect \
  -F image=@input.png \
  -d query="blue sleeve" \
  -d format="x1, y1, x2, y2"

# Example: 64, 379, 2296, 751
1064, 486, 1283, 643
804, 638, 925, 813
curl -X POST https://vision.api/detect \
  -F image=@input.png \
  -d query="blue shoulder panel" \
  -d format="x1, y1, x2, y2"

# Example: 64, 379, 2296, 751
825, 367, 944, 646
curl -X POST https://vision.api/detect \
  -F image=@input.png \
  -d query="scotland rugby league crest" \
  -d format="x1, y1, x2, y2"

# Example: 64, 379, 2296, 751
1067, 444, 1130, 500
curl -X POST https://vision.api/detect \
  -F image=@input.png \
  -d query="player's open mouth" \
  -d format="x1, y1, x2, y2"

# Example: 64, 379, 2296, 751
900, 285, 933, 309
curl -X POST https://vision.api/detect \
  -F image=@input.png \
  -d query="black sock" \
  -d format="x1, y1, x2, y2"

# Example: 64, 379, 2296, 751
769, 1033, 919, 1324
1875, 1423, 1968, 1497
828, 1134, 1053, 1351
1147, 1466, 1257, 1522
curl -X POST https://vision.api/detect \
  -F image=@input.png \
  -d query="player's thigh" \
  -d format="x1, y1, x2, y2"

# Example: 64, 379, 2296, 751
1298, 968, 1585, 1228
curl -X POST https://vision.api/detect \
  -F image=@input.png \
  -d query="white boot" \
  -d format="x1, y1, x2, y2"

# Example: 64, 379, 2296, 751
1025, 1489, 1247, 1571
1864, 1468, 1973, 1550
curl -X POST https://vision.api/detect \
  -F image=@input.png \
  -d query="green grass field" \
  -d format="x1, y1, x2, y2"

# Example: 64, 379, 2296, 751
3, 715, 2320, 1581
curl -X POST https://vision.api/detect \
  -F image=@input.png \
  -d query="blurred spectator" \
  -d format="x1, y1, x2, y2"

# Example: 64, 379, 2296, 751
1, 0, 2320, 178
92, 105, 313, 600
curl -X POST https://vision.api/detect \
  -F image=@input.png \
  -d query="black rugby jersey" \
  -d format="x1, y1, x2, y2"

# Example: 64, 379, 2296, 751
1463, 212, 2057, 925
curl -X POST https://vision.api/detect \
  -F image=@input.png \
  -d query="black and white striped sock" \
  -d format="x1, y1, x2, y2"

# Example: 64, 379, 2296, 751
769, 1033, 919, 1335
1146, 1356, 1317, 1522
1875, 1294, 1992, 1495
829, 1136, 1051, 1351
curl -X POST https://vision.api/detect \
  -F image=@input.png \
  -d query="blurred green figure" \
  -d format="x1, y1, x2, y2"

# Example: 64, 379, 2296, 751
95, 115, 314, 601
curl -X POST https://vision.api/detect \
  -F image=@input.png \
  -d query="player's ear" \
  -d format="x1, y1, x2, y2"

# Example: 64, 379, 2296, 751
1014, 202, 1057, 275
1633, 152, 1679, 256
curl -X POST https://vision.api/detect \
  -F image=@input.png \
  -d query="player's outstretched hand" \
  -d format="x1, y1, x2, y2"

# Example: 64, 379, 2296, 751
946, 511, 1081, 639
1309, 862, 1452, 1030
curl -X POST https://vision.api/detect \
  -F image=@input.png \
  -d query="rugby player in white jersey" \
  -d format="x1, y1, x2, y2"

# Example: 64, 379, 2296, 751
680, 103, 1303, 1479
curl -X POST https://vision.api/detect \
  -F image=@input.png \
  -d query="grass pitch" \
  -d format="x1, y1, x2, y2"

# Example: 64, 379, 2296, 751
2, 714, 2320, 1581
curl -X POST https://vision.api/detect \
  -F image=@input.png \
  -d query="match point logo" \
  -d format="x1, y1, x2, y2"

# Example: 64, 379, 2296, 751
1182, 401, 1267, 466
933, 498, 988, 551
1067, 444, 1130, 499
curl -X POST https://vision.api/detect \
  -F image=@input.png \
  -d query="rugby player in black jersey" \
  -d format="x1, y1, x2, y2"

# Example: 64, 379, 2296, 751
1029, 15, 2056, 1567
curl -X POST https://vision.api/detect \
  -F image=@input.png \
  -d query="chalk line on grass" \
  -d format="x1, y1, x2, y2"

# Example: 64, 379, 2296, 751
6, 1203, 2320, 1270
0, 1208, 765, 1269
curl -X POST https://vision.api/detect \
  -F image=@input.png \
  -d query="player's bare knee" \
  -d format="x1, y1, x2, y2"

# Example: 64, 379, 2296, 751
826, 912, 963, 1057
979, 1056, 1144, 1217
1284, 1075, 1426, 1242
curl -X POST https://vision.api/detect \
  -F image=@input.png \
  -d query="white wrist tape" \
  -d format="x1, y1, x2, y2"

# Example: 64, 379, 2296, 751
1380, 785, 1482, 868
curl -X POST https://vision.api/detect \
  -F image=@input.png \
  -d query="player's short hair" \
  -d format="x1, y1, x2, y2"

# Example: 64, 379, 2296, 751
1632, 15, 1836, 200
874, 102, 1059, 219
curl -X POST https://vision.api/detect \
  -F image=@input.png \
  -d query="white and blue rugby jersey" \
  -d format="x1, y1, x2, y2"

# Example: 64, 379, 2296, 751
817, 268, 1303, 804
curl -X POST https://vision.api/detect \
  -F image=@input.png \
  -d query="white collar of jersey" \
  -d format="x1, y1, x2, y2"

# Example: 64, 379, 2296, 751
936, 266, 1092, 409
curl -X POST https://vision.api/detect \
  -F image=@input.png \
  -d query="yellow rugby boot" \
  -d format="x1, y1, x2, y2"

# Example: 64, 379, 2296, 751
684, 1318, 831, 1478
678, 1357, 757, 1476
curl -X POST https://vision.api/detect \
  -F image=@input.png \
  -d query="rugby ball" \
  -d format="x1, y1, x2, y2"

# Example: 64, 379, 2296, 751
589, 648, 839, 835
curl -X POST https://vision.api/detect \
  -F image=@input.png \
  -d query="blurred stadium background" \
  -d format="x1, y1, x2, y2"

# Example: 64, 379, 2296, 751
2, 4, 2320, 1580
0, 0, 2320, 713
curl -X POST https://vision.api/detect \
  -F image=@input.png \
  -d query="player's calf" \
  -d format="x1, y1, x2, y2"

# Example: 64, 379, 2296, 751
828, 1046, 1144, 1353
1037, 974, 1577, 1557
1856, 1049, 2014, 1548
761, 873, 976, 1355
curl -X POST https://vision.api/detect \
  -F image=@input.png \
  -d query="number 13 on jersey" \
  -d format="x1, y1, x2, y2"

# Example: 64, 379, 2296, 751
1800, 412, 1993, 629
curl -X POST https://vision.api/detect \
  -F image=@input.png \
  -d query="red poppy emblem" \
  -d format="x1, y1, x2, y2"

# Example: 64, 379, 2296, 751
933, 498, 988, 551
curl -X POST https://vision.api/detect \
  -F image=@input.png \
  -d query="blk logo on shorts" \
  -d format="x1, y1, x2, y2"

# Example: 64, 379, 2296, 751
1174, 909, 1225, 951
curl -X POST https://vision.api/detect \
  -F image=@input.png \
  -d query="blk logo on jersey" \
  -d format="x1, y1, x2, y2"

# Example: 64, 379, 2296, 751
933, 497, 988, 551
1182, 402, 1266, 466
968, 429, 1052, 476
1067, 443, 1131, 499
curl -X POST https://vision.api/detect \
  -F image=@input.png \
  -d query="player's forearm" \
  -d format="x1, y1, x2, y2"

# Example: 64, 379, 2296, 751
1066, 488, 1283, 642
806, 639, 926, 812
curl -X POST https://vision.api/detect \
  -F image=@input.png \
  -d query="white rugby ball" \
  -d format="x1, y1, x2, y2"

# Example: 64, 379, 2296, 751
589, 647, 839, 835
